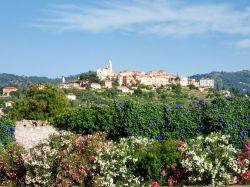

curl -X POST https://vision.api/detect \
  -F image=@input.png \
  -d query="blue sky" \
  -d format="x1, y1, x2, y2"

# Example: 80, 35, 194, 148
1, 0, 250, 78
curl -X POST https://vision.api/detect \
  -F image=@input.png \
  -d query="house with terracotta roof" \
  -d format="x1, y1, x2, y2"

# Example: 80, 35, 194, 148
2, 87, 18, 96
66, 93, 77, 101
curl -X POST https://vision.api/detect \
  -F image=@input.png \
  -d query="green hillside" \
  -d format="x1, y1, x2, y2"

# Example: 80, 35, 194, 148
191, 70, 250, 93
0, 73, 60, 87
0, 71, 95, 87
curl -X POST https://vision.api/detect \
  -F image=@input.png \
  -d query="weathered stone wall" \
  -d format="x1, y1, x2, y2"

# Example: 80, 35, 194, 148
15, 120, 59, 149
16, 120, 50, 127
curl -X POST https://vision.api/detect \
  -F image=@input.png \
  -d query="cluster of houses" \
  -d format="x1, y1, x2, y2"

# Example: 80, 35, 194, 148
97, 60, 214, 90
60, 60, 214, 91
57, 60, 215, 96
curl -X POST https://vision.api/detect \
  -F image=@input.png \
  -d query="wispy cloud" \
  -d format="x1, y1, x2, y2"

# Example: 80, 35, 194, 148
235, 39, 250, 48
33, 0, 250, 38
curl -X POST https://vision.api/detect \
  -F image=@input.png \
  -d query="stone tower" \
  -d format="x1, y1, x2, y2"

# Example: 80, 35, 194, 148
107, 59, 113, 75
62, 76, 65, 83
97, 59, 113, 80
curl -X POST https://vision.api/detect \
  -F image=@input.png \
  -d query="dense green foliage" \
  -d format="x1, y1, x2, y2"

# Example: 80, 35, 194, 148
0, 118, 15, 146
52, 97, 250, 148
9, 84, 68, 120
51, 105, 125, 140
135, 139, 182, 185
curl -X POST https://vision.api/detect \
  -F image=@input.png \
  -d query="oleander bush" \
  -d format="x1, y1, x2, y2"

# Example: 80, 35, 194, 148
93, 137, 151, 187
0, 117, 16, 146
237, 140, 250, 184
0, 142, 26, 186
25, 131, 107, 186
3, 130, 250, 186
181, 132, 240, 186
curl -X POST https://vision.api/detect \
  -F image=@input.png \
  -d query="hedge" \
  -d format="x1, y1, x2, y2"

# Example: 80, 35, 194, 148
51, 97, 250, 147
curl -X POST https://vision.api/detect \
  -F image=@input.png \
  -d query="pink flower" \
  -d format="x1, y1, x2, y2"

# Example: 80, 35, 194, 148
161, 170, 167, 176
168, 176, 177, 186
244, 141, 250, 150
151, 181, 159, 187
170, 164, 176, 170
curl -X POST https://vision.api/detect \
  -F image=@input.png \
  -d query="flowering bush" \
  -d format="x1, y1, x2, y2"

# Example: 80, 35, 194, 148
237, 140, 250, 184
55, 132, 107, 186
0, 117, 16, 146
25, 133, 63, 186
25, 131, 107, 186
93, 136, 151, 187
0, 142, 26, 186
181, 132, 241, 186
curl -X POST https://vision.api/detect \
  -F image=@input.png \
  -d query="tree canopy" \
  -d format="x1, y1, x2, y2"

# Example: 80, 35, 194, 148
9, 84, 68, 120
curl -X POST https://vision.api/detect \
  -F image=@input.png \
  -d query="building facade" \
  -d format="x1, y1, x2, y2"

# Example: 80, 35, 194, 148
199, 78, 214, 88
97, 59, 113, 80
2, 87, 18, 96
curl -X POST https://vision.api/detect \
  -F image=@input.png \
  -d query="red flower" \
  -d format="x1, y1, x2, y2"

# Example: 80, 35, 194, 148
151, 181, 159, 187
177, 141, 185, 147
173, 169, 182, 179
240, 170, 250, 181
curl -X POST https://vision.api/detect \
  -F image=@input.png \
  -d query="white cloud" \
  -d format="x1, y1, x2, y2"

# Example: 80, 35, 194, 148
235, 39, 250, 48
33, 0, 250, 37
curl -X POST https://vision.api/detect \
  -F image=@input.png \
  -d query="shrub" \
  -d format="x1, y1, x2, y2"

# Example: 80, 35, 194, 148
0, 117, 16, 146
51, 97, 250, 147
0, 143, 26, 186
55, 132, 107, 186
237, 140, 250, 184
25, 134, 61, 186
25, 131, 107, 186
181, 132, 240, 186
51, 105, 124, 140
93, 137, 151, 187
203, 97, 250, 148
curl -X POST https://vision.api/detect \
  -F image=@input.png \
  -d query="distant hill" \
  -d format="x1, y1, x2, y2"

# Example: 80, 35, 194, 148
0, 73, 60, 87
0, 72, 95, 87
191, 70, 250, 93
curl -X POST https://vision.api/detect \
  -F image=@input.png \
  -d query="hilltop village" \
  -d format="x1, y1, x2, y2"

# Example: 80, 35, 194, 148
0, 60, 215, 110
59, 60, 214, 94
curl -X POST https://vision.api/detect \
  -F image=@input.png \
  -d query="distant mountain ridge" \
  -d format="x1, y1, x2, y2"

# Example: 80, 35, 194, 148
191, 70, 250, 93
